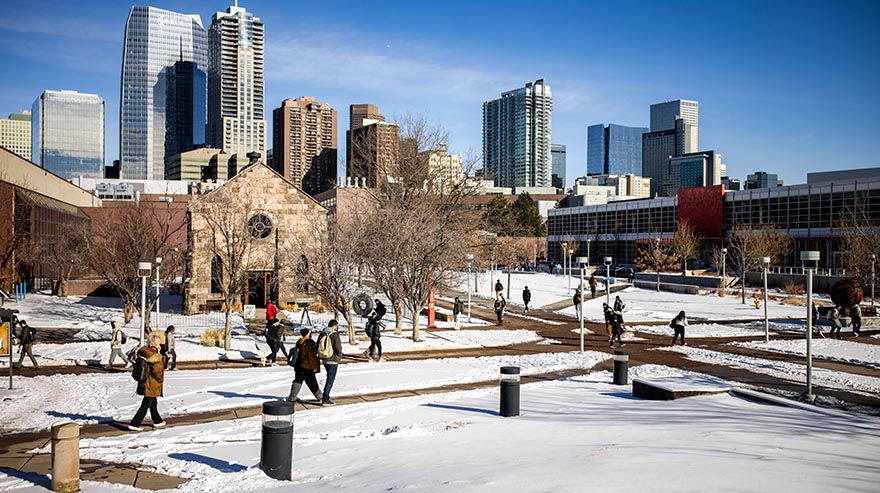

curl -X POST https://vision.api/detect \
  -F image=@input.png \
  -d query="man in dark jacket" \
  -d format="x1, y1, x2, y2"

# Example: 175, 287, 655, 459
365, 300, 386, 361
522, 286, 532, 313
573, 289, 583, 321
452, 297, 463, 330
589, 276, 598, 299
15, 320, 38, 369
265, 320, 287, 365
128, 333, 167, 431
494, 294, 506, 326
494, 280, 504, 299
288, 328, 323, 404
317, 320, 344, 405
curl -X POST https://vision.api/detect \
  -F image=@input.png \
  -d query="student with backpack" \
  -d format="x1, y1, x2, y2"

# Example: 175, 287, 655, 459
265, 320, 287, 366
128, 332, 167, 431
288, 328, 323, 404
162, 325, 177, 371
670, 311, 688, 346
14, 320, 38, 369
494, 294, 506, 326
365, 299, 386, 361
106, 321, 131, 370
317, 320, 343, 405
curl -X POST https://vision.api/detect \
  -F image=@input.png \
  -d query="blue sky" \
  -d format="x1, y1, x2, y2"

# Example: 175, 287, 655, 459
1, 0, 878, 185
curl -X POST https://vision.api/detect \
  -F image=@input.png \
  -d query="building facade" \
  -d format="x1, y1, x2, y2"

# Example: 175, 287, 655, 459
32, 90, 105, 179
0, 111, 32, 161
272, 97, 338, 196
587, 123, 648, 176
347, 120, 400, 188
665, 151, 723, 196
120, 6, 208, 180
207, 4, 266, 158
578, 174, 651, 199
746, 171, 782, 189
349, 103, 384, 131
164, 147, 243, 182
483, 79, 553, 188
650, 99, 699, 153
551, 144, 566, 189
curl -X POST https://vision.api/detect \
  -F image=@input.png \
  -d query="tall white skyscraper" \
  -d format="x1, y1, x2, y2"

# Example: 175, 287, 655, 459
482, 79, 553, 188
207, 3, 266, 157
119, 6, 208, 180
32, 90, 105, 179
650, 99, 698, 154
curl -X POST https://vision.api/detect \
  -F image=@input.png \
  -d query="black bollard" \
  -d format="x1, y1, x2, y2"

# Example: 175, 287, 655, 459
613, 349, 629, 385
261, 400, 295, 480
500, 366, 520, 417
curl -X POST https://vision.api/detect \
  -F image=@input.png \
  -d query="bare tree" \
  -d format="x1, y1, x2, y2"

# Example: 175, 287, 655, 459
89, 201, 186, 325
672, 219, 701, 276
635, 238, 679, 291
33, 221, 91, 296
728, 224, 790, 304
837, 196, 880, 289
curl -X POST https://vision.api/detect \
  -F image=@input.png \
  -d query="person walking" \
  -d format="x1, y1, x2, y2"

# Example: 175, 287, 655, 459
128, 332, 167, 431
365, 299, 386, 361
452, 297, 463, 330
627, 268, 635, 284
266, 299, 278, 329
851, 304, 862, 337
265, 320, 287, 365
828, 305, 843, 339
522, 286, 532, 313
494, 294, 506, 326
589, 275, 598, 299
317, 320, 343, 405
494, 279, 504, 300
106, 321, 131, 370
610, 312, 625, 348
288, 328, 323, 404
602, 303, 615, 344
573, 288, 582, 322
670, 310, 688, 345
162, 325, 177, 371
14, 320, 38, 369
613, 296, 626, 328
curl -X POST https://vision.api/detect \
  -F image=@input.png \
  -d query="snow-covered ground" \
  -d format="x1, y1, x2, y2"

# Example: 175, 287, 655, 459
732, 339, 880, 369
660, 345, 880, 397
4, 364, 879, 492
629, 323, 770, 338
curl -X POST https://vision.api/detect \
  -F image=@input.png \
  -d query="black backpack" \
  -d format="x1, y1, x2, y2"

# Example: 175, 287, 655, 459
131, 356, 148, 382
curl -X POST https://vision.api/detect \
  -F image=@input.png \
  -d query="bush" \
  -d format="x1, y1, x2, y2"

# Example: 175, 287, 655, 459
783, 296, 807, 306
309, 301, 328, 313
200, 329, 224, 347
281, 302, 299, 312
783, 281, 805, 295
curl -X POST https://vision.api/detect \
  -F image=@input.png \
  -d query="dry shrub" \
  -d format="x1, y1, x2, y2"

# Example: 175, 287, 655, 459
357, 335, 370, 342
784, 281, 805, 296
200, 329, 224, 347
783, 296, 807, 306
281, 302, 299, 312
309, 301, 328, 313
717, 287, 726, 297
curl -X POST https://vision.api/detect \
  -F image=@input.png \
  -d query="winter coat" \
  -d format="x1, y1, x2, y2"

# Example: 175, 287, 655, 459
318, 327, 344, 364
266, 323, 284, 344
495, 281, 503, 293
18, 324, 34, 347
266, 302, 278, 322
522, 288, 531, 304
614, 299, 625, 313
453, 300, 463, 315
374, 302, 387, 319
671, 313, 688, 329
573, 292, 582, 306
494, 297, 506, 313
136, 345, 165, 398
851, 305, 862, 324
165, 330, 176, 350
294, 335, 321, 373
589, 277, 598, 289
828, 307, 842, 329
111, 327, 125, 349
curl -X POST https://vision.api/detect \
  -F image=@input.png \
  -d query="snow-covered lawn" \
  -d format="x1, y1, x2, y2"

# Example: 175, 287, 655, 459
0, 351, 605, 435
660, 345, 880, 397
732, 339, 880, 369
629, 323, 769, 338
7, 365, 879, 492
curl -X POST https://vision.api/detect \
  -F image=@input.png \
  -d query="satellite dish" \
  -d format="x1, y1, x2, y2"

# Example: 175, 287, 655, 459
352, 294, 374, 317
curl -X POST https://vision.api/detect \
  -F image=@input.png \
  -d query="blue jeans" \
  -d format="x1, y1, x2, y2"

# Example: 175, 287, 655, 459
322, 363, 338, 402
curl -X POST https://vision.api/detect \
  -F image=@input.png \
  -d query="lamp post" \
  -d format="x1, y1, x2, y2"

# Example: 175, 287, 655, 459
870, 253, 876, 307
801, 250, 820, 402
586, 239, 591, 270
577, 257, 588, 353
466, 253, 474, 323
604, 257, 613, 306
721, 247, 727, 293
137, 262, 152, 347
561, 242, 568, 278
154, 257, 162, 327
761, 257, 770, 344
568, 249, 573, 292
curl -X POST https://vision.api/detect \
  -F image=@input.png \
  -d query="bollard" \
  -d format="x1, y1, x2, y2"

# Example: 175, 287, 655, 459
613, 349, 629, 385
260, 400, 294, 481
51, 422, 80, 493
499, 366, 520, 417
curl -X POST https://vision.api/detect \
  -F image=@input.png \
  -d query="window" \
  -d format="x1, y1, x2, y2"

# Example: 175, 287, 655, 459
246, 213, 273, 239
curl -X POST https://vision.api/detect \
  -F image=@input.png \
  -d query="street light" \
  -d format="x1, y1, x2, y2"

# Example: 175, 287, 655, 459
721, 247, 727, 292
577, 257, 588, 353
466, 253, 474, 323
568, 249, 573, 292
801, 250, 820, 402
561, 242, 568, 278
870, 253, 876, 307
761, 257, 770, 344
137, 261, 152, 347
604, 257, 613, 306
586, 240, 591, 270
154, 257, 162, 327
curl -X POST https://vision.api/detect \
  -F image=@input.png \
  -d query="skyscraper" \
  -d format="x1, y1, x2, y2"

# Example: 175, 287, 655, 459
650, 99, 698, 154
586, 124, 648, 176
120, 6, 207, 180
0, 111, 32, 161
347, 119, 400, 188
350, 104, 384, 130
483, 79, 553, 188
272, 97, 338, 196
551, 144, 566, 189
641, 127, 676, 197
207, 3, 266, 158
32, 90, 105, 179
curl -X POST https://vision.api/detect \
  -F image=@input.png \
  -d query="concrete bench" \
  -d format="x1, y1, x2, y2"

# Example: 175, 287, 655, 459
632, 378, 730, 400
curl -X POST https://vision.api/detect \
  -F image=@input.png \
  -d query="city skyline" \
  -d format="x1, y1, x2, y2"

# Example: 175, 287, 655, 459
0, 0, 877, 186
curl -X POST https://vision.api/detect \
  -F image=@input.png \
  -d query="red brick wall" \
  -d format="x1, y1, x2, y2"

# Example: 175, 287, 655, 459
677, 185, 725, 239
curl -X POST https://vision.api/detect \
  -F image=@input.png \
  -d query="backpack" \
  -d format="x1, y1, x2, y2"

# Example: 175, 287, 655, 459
317, 333, 334, 359
131, 356, 148, 382
28, 327, 37, 342
121, 333, 128, 344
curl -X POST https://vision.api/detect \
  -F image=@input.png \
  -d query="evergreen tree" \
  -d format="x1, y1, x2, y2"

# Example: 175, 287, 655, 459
510, 192, 546, 237
484, 195, 515, 235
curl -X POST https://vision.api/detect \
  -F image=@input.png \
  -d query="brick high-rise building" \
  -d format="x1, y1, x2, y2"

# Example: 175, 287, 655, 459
349, 103, 384, 131
346, 119, 399, 188
271, 97, 338, 196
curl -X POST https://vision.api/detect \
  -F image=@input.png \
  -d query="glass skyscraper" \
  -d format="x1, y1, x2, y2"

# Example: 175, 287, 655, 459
551, 144, 566, 188
120, 6, 207, 180
32, 90, 105, 179
586, 124, 648, 176
483, 79, 552, 188
649, 99, 698, 153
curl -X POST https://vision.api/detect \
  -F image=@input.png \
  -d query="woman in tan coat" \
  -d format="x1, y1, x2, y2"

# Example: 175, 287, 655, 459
128, 333, 167, 431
